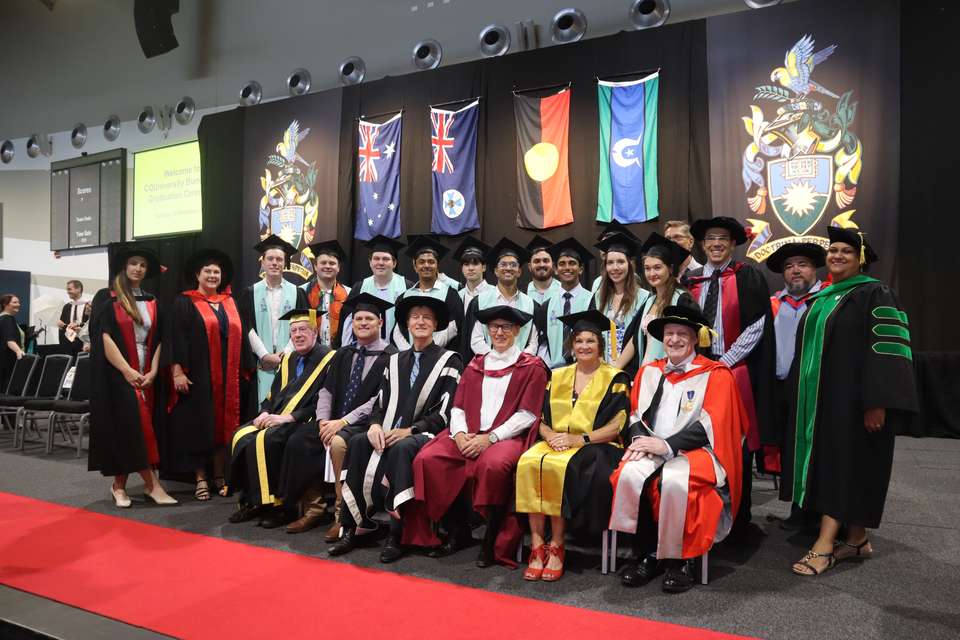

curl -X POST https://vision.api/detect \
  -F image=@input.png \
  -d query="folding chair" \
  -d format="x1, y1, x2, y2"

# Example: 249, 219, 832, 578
48, 354, 91, 456
0, 353, 40, 431
14, 354, 72, 450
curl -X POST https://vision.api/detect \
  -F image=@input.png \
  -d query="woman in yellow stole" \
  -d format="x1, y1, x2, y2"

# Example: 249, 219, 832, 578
516, 310, 630, 582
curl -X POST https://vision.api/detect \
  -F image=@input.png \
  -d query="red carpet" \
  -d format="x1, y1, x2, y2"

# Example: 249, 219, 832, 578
0, 492, 751, 640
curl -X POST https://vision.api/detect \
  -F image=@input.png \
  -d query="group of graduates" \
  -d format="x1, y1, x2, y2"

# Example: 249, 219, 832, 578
86, 214, 917, 594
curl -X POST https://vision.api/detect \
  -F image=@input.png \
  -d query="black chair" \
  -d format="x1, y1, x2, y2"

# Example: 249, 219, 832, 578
48, 353, 91, 457
0, 353, 40, 432
14, 354, 72, 450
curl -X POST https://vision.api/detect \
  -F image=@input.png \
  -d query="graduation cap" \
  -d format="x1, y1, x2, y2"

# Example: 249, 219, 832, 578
474, 304, 533, 326
488, 237, 530, 266
279, 307, 324, 328
109, 243, 162, 279
395, 294, 450, 329
597, 220, 640, 242
827, 226, 878, 266
343, 292, 393, 319
558, 309, 616, 339
405, 234, 450, 260
689, 217, 748, 245
765, 241, 827, 274
453, 236, 491, 263
595, 231, 639, 257
640, 232, 690, 272
365, 234, 405, 258
185, 248, 234, 289
548, 237, 593, 265
647, 305, 716, 348
308, 239, 346, 262
525, 234, 553, 258
254, 234, 298, 259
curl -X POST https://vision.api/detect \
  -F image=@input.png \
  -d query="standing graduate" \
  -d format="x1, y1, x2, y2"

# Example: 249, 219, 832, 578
391, 235, 464, 350
165, 249, 248, 501
535, 237, 593, 369
301, 240, 351, 348
590, 232, 651, 364
783, 228, 917, 577
329, 295, 462, 563
226, 308, 335, 527
88, 245, 176, 508
0, 294, 24, 392
526, 235, 561, 305
340, 235, 411, 346
454, 236, 493, 310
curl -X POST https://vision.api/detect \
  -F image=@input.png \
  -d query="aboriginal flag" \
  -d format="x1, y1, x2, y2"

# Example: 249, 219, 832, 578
514, 89, 574, 230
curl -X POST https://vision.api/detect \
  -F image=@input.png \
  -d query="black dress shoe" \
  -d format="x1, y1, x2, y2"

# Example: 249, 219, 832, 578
259, 509, 294, 529
328, 528, 358, 556
228, 503, 264, 524
428, 529, 472, 558
476, 544, 495, 568
620, 555, 663, 587
379, 534, 405, 563
661, 559, 696, 593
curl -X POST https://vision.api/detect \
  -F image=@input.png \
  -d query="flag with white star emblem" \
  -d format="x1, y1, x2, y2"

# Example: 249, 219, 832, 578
354, 112, 402, 240
430, 100, 479, 235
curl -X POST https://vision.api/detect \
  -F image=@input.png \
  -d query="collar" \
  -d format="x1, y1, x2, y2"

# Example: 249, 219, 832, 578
560, 283, 585, 297
466, 280, 489, 295
776, 280, 823, 301
663, 351, 697, 374
703, 259, 732, 276
354, 337, 388, 353
415, 281, 441, 293
495, 285, 520, 302
264, 279, 284, 291
484, 344, 521, 371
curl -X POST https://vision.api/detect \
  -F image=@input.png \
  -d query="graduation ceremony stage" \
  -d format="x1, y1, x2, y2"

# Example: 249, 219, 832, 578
2, 435, 959, 640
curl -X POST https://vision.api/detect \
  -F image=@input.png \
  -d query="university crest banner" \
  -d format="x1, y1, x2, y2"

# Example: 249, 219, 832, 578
706, 0, 899, 284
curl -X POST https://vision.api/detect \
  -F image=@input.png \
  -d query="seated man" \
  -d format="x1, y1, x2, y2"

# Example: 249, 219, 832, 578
609, 306, 748, 593
329, 295, 462, 563
404, 306, 549, 567
226, 309, 336, 527
278, 293, 397, 539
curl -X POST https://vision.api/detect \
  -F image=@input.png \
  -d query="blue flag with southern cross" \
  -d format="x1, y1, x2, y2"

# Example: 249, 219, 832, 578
431, 100, 480, 235
354, 112, 402, 240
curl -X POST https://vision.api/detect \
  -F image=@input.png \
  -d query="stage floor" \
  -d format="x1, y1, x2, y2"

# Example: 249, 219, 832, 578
1, 434, 958, 640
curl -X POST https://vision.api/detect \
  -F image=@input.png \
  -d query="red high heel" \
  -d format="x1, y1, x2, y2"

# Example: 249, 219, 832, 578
523, 545, 549, 581
541, 543, 565, 582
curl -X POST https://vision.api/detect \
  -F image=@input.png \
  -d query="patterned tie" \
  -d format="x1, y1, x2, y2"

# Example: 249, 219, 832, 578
295, 356, 305, 379
703, 270, 722, 329
410, 351, 421, 388
562, 292, 573, 341
341, 346, 366, 412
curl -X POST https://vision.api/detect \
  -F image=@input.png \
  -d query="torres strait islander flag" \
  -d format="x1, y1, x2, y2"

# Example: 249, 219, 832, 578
514, 88, 574, 230
354, 112, 402, 240
431, 100, 480, 235
596, 72, 660, 223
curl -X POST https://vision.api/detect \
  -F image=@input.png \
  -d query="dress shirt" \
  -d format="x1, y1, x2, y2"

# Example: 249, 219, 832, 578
470, 287, 538, 356
449, 344, 535, 441
460, 279, 492, 310
773, 280, 823, 379
248, 280, 293, 358
315, 337, 388, 424
698, 260, 765, 367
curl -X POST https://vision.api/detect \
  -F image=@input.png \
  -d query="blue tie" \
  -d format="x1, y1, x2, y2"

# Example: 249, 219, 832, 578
295, 357, 305, 379
342, 347, 366, 411
410, 351, 421, 388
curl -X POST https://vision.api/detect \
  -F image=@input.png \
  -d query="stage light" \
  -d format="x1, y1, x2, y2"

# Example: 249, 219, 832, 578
630, 0, 670, 29
137, 106, 156, 133
287, 68, 312, 96
103, 115, 121, 141
551, 8, 587, 44
239, 81, 262, 106
479, 24, 511, 57
174, 96, 195, 125
0, 140, 13, 164
412, 39, 443, 70
26, 133, 52, 158
71, 123, 87, 149
744, 0, 782, 7
339, 57, 366, 86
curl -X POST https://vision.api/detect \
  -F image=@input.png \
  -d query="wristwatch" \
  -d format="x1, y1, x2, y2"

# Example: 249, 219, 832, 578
488, 432, 500, 444
582, 434, 590, 445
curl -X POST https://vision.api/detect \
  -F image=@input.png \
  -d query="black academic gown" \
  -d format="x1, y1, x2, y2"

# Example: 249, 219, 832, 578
227, 341, 333, 506
277, 342, 398, 507
340, 343, 462, 531
780, 281, 918, 528
392, 285, 464, 351
620, 291, 700, 380
0, 314, 22, 393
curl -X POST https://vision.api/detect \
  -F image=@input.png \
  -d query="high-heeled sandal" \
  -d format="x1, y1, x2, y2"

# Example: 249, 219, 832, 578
792, 548, 836, 576
541, 543, 565, 582
195, 479, 211, 501
835, 538, 872, 563
523, 545, 549, 581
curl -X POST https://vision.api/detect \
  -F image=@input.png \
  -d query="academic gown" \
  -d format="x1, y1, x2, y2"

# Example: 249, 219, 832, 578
227, 342, 335, 506
619, 290, 699, 379
392, 283, 464, 350
277, 341, 397, 508
403, 351, 549, 561
163, 291, 248, 475
609, 356, 749, 559
339, 343, 462, 532
0, 314, 23, 393
87, 289, 163, 476
515, 362, 630, 534
780, 277, 918, 528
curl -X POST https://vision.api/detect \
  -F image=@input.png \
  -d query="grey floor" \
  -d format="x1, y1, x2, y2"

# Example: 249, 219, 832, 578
1, 432, 958, 640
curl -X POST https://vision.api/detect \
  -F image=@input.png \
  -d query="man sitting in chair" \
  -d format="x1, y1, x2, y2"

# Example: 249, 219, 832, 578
608, 306, 748, 593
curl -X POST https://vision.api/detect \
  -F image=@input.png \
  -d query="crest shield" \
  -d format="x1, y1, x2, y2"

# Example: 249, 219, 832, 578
767, 154, 832, 236
270, 205, 305, 249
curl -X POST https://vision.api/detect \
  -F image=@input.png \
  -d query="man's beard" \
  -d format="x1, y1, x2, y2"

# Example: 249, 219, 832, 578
786, 278, 815, 296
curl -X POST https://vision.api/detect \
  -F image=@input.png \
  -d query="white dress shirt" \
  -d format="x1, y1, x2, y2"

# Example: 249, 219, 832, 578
449, 344, 536, 441
469, 288, 538, 356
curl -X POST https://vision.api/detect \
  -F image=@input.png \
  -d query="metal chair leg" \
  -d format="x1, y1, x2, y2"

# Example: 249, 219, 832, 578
610, 530, 618, 574
601, 530, 609, 575
45, 412, 57, 454
77, 415, 88, 458
700, 550, 709, 585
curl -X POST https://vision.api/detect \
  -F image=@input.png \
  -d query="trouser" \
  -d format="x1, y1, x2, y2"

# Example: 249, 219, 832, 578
734, 443, 753, 529
328, 434, 348, 521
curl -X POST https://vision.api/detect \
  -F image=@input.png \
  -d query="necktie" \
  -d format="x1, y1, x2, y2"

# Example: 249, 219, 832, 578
562, 292, 574, 362
410, 351, 421, 388
295, 357, 305, 379
703, 270, 721, 329
341, 347, 366, 411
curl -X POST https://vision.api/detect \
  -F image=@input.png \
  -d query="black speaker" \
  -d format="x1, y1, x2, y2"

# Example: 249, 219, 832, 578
134, 0, 180, 58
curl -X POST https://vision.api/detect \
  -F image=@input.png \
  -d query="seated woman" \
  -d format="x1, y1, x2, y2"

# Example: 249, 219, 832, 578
516, 310, 630, 582
0, 294, 25, 392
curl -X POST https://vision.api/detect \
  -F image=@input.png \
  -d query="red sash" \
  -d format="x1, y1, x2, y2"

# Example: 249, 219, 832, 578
182, 288, 242, 445
112, 294, 160, 465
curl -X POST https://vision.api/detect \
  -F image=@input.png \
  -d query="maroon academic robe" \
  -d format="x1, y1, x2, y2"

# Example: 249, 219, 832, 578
403, 351, 548, 565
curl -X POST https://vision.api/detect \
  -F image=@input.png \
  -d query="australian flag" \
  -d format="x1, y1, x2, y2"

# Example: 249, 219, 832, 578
354, 112, 402, 240
431, 100, 480, 235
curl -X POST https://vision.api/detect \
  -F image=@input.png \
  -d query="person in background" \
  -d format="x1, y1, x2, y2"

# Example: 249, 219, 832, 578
663, 220, 702, 278
340, 235, 411, 346
0, 294, 24, 392
302, 240, 351, 348
455, 236, 492, 310
58, 279, 87, 352
590, 232, 650, 365
526, 235, 561, 305
392, 235, 464, 351
536, 238, 593, 369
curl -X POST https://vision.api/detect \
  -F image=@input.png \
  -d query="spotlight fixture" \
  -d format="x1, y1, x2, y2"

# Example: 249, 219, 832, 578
744, 0, 782, 7
103, 115, 121, 141
26, 133, 52, 158
287, 68, 312, 96
239, 80, 262, 106
71, 123, 87, 149
338, 57, 366, 86
479, 24, 511, 57
551, 8, 587, 44
630, 0, 670, 29
174, 96, 195, 125
137, 106, 156, 133
0, 140, 13, 164
412, 39, 442, 70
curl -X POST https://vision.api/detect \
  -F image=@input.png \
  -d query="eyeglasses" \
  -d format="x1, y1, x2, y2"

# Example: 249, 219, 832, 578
488, 323, 515, 334
703, 235, 732, 243
497, 261, 520, 269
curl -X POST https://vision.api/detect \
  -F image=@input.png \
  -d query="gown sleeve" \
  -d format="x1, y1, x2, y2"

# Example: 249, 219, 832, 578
0, 315, 21, 346
411, 353, 463, 436
165, 295, 194, 369
861, 284, 919, 413
594, 371, 631, 434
